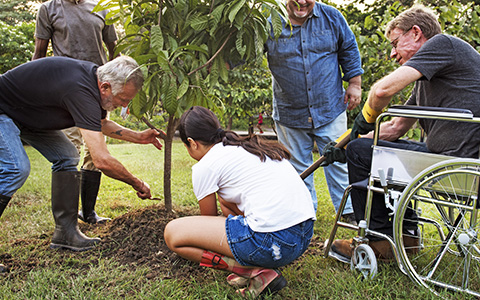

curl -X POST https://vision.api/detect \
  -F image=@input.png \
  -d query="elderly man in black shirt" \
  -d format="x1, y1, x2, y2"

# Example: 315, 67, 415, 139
0, 56, 162, 254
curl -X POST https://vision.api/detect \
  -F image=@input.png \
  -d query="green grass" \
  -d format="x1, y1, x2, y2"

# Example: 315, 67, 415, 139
0, 141, 474, 299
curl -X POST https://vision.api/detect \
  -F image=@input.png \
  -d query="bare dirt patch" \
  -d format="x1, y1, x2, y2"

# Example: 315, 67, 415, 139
89, 205, 208, 281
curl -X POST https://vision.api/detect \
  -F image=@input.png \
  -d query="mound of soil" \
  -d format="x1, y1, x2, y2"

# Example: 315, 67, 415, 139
2, 205, 323, 284
88, 205, 209, 281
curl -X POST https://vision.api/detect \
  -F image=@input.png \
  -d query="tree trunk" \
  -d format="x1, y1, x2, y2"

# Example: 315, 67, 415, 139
227, 116, 232, 130
163, 115, 178, 213
248, 115, 254, 136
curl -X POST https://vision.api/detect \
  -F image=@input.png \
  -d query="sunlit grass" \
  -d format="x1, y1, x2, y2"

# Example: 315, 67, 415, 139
0, 141, 476, 299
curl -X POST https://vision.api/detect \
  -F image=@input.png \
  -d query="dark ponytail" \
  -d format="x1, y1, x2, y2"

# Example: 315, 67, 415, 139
177, 106, 290, 161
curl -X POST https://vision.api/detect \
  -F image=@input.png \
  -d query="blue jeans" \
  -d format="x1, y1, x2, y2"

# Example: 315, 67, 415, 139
225, 215, 314, 268
275, 112, 352, 214
0, 114, 79, 197
346, 138, 429, 238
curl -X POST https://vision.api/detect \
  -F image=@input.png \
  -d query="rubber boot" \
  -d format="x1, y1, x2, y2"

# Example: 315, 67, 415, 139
200, 250, 287, 298
50, 171, 100, 251
0, 194, 12, 219
78, 169, 110, 224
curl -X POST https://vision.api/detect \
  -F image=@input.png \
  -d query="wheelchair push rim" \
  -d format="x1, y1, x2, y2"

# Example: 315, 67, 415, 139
394, 158, 480, 297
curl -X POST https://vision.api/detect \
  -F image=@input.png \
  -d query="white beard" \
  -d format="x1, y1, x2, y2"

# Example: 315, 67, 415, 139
101, 95, 116, 112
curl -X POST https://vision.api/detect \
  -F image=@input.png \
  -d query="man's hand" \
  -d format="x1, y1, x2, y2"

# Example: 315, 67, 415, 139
350, 101, 381, 141
134, 180, 152, 199
350, 112, 376, 141
138, 129, 164, 150
320, 141, 346, 167
344, 83, 361, 110
344, 75, 362, 110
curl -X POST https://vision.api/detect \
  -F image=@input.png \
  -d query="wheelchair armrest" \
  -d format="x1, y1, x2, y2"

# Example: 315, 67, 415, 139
387, 105, 474, 119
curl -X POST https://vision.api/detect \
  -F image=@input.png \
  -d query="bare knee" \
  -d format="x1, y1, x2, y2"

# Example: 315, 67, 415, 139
164, 219, 182, 251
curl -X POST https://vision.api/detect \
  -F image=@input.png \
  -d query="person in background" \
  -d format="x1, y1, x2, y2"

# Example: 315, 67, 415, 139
256, 112, 264, 134
33, 0, 118, 224
264, 0, 363, 224
164, 106, 315, 297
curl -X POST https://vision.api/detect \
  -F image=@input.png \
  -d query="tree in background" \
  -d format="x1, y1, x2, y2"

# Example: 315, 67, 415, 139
0, 21, 36, 74
0, 0, 38, 25
213, 58, 272, 132
0, 0, 44, 73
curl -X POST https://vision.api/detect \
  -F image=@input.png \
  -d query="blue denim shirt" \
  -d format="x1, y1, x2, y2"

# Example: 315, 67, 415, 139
265, 2, 364, 129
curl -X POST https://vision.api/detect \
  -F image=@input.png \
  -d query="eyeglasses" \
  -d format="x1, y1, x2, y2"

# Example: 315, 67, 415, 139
390, 27, 413, 49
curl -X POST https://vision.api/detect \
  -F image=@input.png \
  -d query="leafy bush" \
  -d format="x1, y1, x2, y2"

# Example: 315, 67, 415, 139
0, 20, 35, 74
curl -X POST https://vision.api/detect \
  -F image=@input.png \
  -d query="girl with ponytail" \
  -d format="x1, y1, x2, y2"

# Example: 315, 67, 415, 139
164, 106, 315, 298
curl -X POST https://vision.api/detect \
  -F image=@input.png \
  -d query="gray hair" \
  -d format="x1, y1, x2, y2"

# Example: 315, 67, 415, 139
97, 56, 144, 95
385, 4, 442, 40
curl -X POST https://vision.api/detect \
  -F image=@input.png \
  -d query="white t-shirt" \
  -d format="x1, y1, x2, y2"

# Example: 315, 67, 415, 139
192, 143, 316, 232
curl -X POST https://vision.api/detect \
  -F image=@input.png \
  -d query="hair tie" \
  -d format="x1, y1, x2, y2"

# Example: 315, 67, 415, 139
216, 128, 225, 137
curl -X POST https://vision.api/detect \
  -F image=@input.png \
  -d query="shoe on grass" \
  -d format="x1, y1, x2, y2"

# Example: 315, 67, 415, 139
227, 273, 249, 288
329, 239, 354, 264
236, 269, 287, 298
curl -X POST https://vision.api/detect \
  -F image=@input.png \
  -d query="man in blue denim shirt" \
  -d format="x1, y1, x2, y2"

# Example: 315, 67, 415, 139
265, 0, 363, 220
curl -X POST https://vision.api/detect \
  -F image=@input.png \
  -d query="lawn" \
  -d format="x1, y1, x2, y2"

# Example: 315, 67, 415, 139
0, 141, 471, 299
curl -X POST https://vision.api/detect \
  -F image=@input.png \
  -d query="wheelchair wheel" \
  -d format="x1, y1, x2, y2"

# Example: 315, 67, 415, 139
350, 244, 378, 279
394, 158, 480, 297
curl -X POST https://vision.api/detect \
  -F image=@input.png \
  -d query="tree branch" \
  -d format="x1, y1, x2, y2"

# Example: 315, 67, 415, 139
187, 30, 235, 76
141, 116, 167, 140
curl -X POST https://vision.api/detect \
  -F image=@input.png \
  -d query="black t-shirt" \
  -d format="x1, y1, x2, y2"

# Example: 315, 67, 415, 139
404, 34, 480, 158
0, 56, 107, 131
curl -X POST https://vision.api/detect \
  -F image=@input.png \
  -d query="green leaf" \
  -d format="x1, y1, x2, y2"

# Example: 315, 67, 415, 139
167, 36, 178, 52
228, 0, 246, 23
364, 15, 375, 31
218, 57, 229, 83
150, 25, 164, 55
189, 14, 209, 31
135, 53, 157, 65
270, 8, 283, 40
130, 90, 148, 118
210, 3, 225, 25
157, 51, 170, 71
177, 77, 190, 100
235, 31, 246, 58
178, 44, 209, 55
165, 76, 178, 115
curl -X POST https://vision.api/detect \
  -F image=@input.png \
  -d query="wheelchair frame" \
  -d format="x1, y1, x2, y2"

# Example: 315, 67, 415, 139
322, 105, 480, 297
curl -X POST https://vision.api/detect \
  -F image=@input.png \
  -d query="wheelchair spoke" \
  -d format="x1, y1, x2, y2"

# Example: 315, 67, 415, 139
394, 159, 480, 297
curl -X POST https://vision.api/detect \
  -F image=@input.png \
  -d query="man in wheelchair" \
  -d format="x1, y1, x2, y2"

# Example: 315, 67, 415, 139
327, 4, 480, 262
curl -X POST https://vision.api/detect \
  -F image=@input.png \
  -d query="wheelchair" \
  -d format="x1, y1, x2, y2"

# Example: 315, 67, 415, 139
321, 105, 480, 297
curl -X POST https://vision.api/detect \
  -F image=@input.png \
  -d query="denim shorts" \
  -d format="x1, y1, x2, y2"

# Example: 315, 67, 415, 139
225, 215, 314, 268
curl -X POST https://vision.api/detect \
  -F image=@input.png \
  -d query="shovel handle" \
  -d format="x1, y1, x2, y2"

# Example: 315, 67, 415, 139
300, 131, 352, 180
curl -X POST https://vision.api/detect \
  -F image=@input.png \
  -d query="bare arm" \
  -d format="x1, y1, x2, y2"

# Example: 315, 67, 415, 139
199, 194, 218, 216
101, 118, 163, 150
32, 38, 49, 60
367, 66, 423, 111
79, 128, 151, 199
106, 41, 117, 61
363, 116, 417, 141
345, 75, 362, 110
